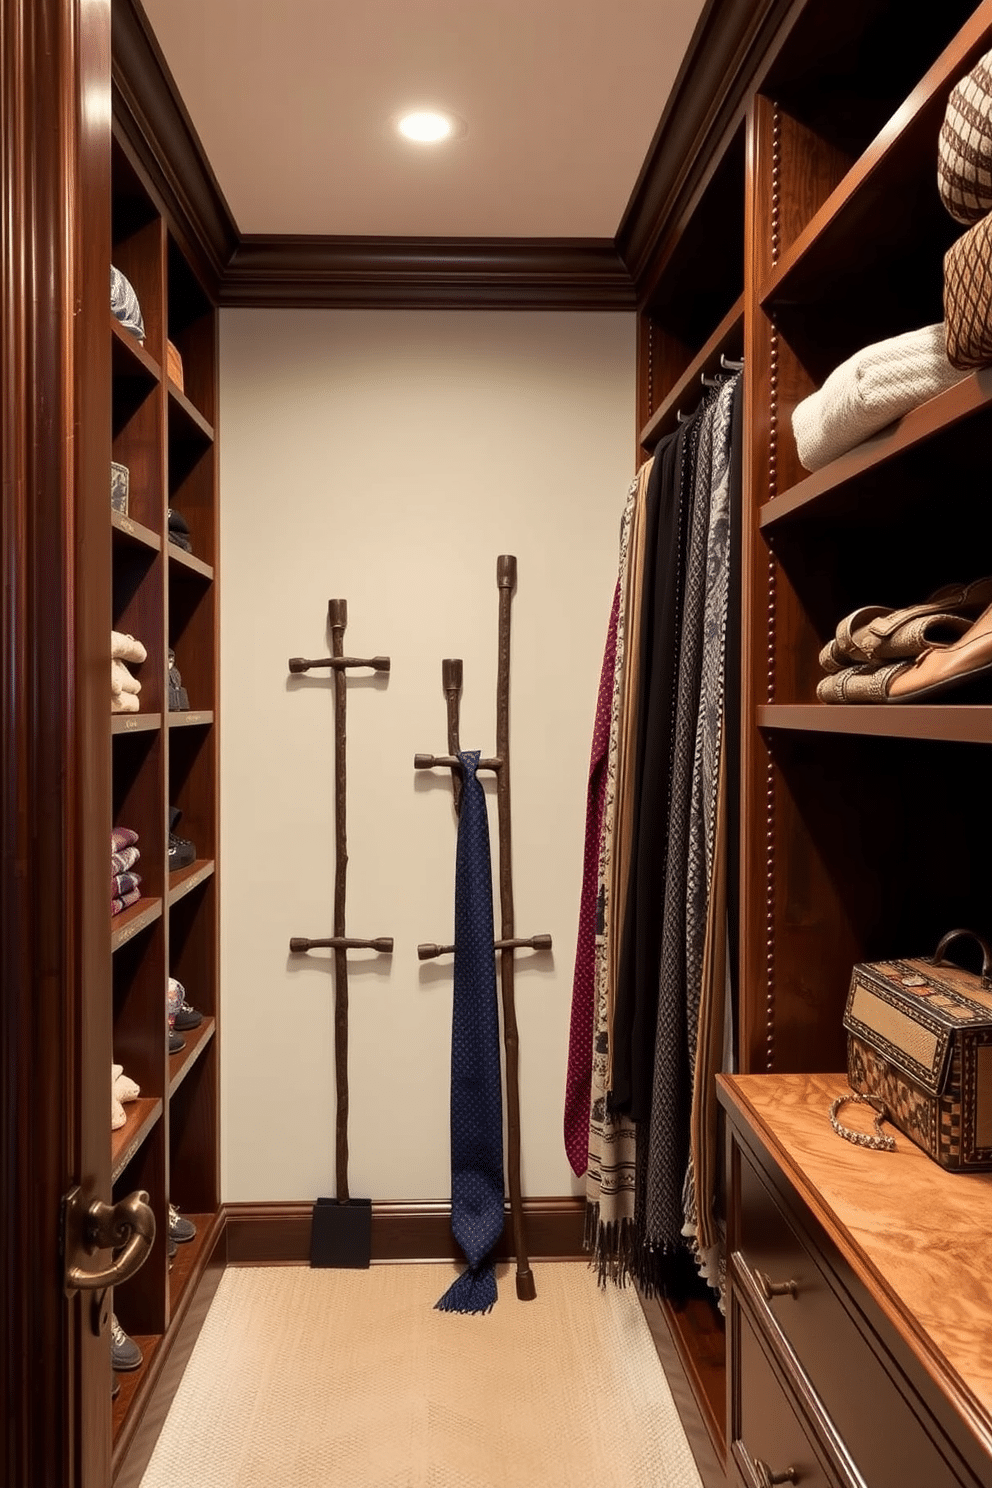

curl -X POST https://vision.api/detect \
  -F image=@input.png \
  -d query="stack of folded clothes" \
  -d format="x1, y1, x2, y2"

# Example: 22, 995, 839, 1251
791, 323, 969, 472
111, 630, 146, 714
817, 576, 992, 703
111, 1063, 140, 1130
111, 826, 142, 916
110, 265, 145, 343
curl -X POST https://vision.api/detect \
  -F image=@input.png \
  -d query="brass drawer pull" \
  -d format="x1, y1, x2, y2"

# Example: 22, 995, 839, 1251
753, 1458, 797, 1487
755, 1268, 798, 1302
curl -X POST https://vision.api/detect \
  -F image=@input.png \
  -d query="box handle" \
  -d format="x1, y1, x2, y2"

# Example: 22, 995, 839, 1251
931, 928, 992, 988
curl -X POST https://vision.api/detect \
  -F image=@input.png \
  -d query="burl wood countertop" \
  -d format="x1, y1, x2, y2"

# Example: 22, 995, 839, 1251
718, 1071, 992, 1447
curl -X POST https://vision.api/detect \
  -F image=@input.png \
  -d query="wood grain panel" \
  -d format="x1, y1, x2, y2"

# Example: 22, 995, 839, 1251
721, 1073, 992, 1443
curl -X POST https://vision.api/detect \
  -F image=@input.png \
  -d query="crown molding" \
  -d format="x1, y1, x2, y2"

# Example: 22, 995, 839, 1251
111, 0, 238, 296
221, 236, 636, 310
617, 0, 793, 300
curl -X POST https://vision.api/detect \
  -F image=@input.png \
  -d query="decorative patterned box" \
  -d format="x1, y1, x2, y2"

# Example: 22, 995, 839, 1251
844, 930, 992, 1170
110, 461, 129, 514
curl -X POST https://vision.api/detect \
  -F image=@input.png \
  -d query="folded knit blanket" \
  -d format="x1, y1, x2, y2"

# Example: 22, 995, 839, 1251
111, 659, 141, 696
111, 630, 147, 664
111, 826, 139, 853
111, 843, 140, 876
111, 885, 142, 916
111, 691, 139, 714
792, 323, 969, 472
111, 870, 141, 898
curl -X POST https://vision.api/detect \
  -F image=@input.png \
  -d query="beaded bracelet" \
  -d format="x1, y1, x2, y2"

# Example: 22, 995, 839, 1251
829, 1092, 896, 1152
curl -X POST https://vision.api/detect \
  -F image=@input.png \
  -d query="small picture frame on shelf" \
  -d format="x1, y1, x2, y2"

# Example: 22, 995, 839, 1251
111, 460, 129, 515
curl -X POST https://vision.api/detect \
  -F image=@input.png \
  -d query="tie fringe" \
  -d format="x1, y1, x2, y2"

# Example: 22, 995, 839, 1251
435, 1263, 498, 1315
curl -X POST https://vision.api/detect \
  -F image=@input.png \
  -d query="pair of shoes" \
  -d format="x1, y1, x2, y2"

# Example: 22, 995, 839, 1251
169, 1029, 186, 1054
169, 1203, 196, 1244
818, 601, 992, 702
168, 807, 196, 871
819, 575, 992, 672
169, 976, 203, 1030
110, 1314, 142, 1372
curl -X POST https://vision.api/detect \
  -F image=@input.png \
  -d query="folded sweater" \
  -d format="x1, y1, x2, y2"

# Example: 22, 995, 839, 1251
111, 843, 140, 875
111, 691, 139, 714
111, 659, 141, 696
792, 323, 969, 472
111, 630, 147, 664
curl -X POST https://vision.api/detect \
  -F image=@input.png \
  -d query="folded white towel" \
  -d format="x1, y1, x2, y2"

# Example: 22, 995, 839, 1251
791, 323, 969, 472
114, 1070, 140, 1103
111, 630, 147, 664
111, 659, 141, 696
111, 691, 139, 714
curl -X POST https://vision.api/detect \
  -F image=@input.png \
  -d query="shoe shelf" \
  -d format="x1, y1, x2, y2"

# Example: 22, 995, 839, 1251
167, 710, 214, 730
639, 295, 744, 451
111, 897, 164, 953
168, 859, 216, 906
111, 1335, 161, 1445
111, 314, 161, 383
760, 368, 992, 530
112, 508, 162, 554
759, 704, 992, 745
167, 1212, 220, 1311
111, 1096, 164, 1185
112, 712, 162, 736
168, 545, 214, 582
168, 1016, 216, 1098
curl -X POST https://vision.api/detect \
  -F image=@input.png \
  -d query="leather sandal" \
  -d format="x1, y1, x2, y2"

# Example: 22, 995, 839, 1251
822, 575, 992, 670
887, 601, 992, 701
818, 601, 992, 703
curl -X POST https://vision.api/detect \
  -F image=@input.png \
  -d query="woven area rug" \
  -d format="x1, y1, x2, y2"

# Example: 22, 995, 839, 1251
138, 1262, 703, 1488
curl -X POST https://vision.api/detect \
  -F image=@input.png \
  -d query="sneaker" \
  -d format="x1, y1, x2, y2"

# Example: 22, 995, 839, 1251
168, 1234, 178, 1261
112, 1372, 121, 1399
168, 808, 196, 871
110, 1315, 142, 1372
169, 1203, 196, 1244
168, 1029, 186, 1054
174, 999, 203, 1031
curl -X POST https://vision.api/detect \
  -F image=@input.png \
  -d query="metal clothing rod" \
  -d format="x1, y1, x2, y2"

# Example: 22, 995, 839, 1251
415, 555, 552, 1301
288, 599, 392, 1206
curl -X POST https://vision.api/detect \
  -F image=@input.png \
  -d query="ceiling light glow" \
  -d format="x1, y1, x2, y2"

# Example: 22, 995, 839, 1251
398, 111, 457, 143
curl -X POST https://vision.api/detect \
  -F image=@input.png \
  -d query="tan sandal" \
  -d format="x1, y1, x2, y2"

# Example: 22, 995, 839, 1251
821, 575, 992, 670
887, 601, 992, 701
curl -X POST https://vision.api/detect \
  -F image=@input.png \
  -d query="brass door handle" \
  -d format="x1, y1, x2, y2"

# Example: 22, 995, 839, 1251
753, 1458, 797, 1487
63, 1186, 156, 1293
755, 1268, 798, 1302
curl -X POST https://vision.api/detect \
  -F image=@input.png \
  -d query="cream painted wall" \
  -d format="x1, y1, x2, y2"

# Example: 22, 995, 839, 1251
219, 308, 635, 1202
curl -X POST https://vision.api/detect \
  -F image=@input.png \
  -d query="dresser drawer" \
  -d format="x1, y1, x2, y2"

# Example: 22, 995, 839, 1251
736, 1149, 965, 1488
731, 1298, 844, 1488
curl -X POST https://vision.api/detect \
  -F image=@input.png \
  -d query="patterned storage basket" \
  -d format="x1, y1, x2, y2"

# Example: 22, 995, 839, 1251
938, 48, 992, 225
844, 930, 992, 1170
944, 211, 992, 368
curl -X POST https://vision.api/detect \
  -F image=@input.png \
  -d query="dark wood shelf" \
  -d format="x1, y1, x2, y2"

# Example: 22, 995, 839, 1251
168, 543, 213, 581
111, 1333, 161, 1444
168, 1017, 216, 1097
111, 711, 162, 736
639, 296, 744, 450
111, 314, 161, 382
167, 381, 214, 443
758, 704, 992, 744
168, 859, 215, 907
167, 709, 214, 730
758, 8, 992, 313
761, 368, 992, 528
111, 895, 163, 953
111, 1097, 163, 1185
111, 507, 161, 552
167, 1212, 218, 1312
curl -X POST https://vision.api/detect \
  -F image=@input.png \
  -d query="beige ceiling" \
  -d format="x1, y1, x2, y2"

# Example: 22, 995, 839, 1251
140, 0, 709, 239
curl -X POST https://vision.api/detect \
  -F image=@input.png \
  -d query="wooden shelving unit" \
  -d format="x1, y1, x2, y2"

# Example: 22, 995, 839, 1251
108, 117, 220, 1482
633, 2, 992, 1483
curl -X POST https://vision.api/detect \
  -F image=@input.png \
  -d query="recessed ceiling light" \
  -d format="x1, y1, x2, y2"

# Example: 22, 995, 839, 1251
396, 110, 466, 144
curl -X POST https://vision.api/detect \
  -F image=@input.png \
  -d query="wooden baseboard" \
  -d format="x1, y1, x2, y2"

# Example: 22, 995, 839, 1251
112, 1211, 226, 1488
636, 1286, 727, 1488
223, 1195, 586, 1266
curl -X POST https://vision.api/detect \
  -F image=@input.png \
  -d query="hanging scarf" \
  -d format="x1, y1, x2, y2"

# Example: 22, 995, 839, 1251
436, 750, 504, 1315
584, 474, 640, 1283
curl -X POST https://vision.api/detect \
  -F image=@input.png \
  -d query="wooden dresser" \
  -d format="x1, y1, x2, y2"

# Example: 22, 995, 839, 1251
718, 1072, 992, 1488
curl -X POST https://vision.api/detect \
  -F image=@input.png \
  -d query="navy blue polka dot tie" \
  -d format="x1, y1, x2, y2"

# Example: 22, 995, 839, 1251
435, 750, 505, 1314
